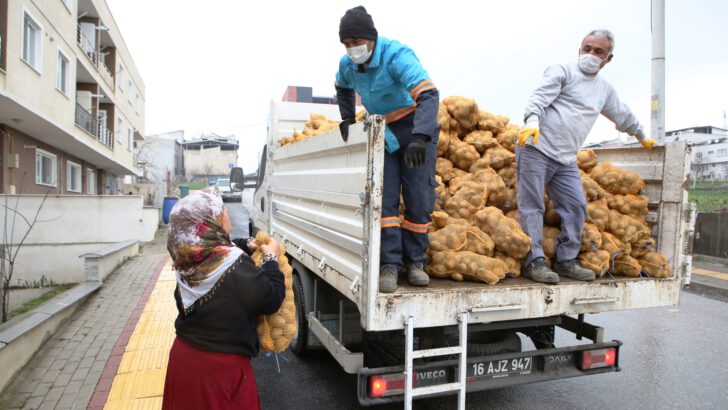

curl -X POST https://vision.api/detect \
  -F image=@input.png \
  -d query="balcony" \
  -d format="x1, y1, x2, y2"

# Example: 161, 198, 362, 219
75, 103, 114, 149
77, 24, 114, 89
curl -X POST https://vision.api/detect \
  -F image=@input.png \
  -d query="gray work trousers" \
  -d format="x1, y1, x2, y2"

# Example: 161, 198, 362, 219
516, 146, 586, 267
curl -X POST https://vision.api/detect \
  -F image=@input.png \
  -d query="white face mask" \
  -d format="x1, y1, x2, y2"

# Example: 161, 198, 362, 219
578, 53, 604, 74
347, 43, 372, 64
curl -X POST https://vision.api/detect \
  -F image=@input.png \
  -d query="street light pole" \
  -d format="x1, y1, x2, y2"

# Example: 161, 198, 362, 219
651, 0, 666, 144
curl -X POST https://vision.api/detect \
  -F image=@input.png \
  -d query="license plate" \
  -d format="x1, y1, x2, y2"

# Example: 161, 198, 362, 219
467, 357, 533, 381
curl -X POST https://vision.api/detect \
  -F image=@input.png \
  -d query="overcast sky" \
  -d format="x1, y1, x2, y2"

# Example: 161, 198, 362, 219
106, 0, 728, 171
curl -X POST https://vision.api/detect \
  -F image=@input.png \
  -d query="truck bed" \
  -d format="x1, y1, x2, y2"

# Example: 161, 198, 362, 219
259, 108, 690, 332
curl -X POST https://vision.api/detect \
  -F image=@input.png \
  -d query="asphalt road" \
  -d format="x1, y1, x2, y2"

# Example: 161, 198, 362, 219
227, 199, 728, 410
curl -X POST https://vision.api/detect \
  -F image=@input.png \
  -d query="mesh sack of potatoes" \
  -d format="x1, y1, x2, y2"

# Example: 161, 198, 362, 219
496, 125, 519, 153
251, 231, 297, 352
497, 163, 517, 188
589, 161, 645, 195
506, 209, 519, 221
473, 207, 531, 259
431, 210, 450, 230
500, 188, 518, 213
428, 223, 469, 254
302, 114, 338, 136
605, 193, 649, 221
463, 130, 497, 153
494, 250, 521, 277
472, 168, 507, 206
581, 173, 608, 202
599, 231, 631, 258
586, 198, 610, 231
611, 254, 642, 278
577, 149, 598, 173
436, 130, 452, 157
426, 250, 509, 284
464, 227, 495, 257
480, 144, 515, 170
437, 102, 453, 133
581, 222, 602, 252
578, 249, 611, 277
630, 231, 656, 258
606, 209, 650, 244
542, 226, 561, 258
434, 175, 448, 211
639, 251, 670, 278
447, 173, 474, 195
443, 96, 480, 131
477, 111, 509, 134
445, 181, 488, 220
355, 109, 367, 122
447, 138, 480, 171
544, 196, 562, 227
436, 157, 458, 182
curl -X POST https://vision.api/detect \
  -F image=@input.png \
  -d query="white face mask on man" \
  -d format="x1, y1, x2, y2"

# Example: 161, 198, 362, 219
578, 53, 604, 74
347, 43, 372, 64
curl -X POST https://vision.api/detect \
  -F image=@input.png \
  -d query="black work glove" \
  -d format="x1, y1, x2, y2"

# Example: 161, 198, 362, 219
339, 117, 356, 142
404, 134, 428, 168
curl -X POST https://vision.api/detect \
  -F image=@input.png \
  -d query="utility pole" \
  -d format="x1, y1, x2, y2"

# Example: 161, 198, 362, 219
651, 0, 666, 144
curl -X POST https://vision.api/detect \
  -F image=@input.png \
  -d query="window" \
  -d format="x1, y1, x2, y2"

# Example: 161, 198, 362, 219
127, 83, 133, 103
708, 151, 714, 155
36, 149, 57, 187
56, 50, 70, 95
67, 161, 82, 192
87, 169, 96, 194
127, 128, 132, 151
117, 118, 123, 145
134, 93, 140, 113
718, 149, 727, 157
22, 12, 42, 71
118, 64, 126, 91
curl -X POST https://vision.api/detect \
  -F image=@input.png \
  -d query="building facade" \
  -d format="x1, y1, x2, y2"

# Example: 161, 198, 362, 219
0, 0, 145, 195
666, 126, 728, 180
182, 134, 238, 183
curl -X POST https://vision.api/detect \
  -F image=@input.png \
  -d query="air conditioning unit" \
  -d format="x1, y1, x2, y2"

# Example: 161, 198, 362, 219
7, 153, 19, 169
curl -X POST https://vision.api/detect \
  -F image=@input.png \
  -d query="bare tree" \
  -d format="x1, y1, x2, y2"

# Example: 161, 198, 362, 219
1, 185, 54, 322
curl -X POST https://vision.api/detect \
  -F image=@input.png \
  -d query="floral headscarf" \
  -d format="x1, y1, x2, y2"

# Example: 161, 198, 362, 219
167, 187, 243, 308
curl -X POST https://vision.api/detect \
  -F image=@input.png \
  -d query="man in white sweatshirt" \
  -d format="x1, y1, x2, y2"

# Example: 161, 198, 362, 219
517, 29, 656, 284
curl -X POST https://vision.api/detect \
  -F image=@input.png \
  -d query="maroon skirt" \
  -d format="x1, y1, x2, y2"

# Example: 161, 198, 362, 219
162, 337, 260, 410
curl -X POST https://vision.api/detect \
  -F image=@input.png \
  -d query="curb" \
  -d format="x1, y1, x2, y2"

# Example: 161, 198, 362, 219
683, 276, 728, 303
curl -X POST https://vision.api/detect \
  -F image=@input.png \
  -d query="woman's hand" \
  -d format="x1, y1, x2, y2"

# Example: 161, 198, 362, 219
246, 238, 258, 253
259, 239, 282, 258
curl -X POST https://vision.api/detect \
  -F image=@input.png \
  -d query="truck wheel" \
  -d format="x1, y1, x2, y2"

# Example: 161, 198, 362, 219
290, 273, 308, 356
466, 331, 522, 357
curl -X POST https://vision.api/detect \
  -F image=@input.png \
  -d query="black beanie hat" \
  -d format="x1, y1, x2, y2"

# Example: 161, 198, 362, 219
339, 6, 378, 43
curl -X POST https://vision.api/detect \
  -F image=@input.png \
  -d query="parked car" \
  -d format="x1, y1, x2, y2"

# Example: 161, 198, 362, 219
215, 178, 241, 202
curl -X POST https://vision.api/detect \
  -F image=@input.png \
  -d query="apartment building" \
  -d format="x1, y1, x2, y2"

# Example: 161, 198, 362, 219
182, 134, 239, 183
0, 0, 145, 195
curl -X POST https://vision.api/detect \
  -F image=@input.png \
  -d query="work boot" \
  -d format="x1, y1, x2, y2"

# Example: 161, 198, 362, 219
407, 262, 430, 287
522, 258, 559, 284
379, 264, 399, 293
553, 259, 596, 281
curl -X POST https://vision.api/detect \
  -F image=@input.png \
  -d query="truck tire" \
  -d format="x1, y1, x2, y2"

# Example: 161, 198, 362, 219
466, 331, 522, 357
290, 273, 308, 356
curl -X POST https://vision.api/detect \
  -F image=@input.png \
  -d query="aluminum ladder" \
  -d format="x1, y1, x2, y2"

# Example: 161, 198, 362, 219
403, 312, 468, 410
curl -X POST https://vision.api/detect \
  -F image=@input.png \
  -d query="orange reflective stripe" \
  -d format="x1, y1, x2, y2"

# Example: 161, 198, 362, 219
409, 80, 435, 99
381, 216, 401, 222
401, 224, 428, 234
385, 105, 417, 124
402, 219, 430, 228
381, 222, 401, 229
401, 219, 431, 234
413, 84, 436, 102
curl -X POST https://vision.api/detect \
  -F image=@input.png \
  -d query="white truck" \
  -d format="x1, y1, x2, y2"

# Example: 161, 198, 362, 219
230, 100, 691, 409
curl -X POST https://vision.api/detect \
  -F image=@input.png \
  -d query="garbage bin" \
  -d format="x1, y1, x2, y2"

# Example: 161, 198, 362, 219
162, 197, 179, 224
179, 185, 190, 198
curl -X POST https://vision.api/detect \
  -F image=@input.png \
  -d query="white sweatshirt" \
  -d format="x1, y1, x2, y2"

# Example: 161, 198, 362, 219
524, 63, 644, 165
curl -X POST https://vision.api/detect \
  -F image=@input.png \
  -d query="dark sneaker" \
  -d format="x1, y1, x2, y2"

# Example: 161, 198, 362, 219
379, 264, 399, 293
553, 259, 596, 281
407, 262, 430, 286
522, 258, 559, 284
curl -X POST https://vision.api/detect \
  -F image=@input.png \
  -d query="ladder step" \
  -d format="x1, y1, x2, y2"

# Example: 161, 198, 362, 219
412, 346, 463, 359
411, 382, 463, 397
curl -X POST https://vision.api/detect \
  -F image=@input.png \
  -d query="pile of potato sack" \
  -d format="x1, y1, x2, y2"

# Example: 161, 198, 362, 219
279, 96, 671, 285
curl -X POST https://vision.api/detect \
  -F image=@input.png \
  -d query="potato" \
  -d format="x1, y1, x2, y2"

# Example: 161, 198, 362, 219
589, 161, 645, 195
473, 207, 531, 259
577, 149, 598, 172
427, 250, 509, 284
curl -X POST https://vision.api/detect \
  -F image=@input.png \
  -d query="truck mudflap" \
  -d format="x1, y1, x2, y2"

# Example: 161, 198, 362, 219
357, 340, 622, 406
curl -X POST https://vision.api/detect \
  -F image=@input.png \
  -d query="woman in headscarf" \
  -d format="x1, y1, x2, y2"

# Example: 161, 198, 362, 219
162, 188, 284, 410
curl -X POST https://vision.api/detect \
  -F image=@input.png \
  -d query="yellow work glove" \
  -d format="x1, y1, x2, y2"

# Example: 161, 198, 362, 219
518, 116, 540, 147
640, 138, 656, 150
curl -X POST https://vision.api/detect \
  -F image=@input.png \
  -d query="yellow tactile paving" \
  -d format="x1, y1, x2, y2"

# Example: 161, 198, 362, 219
104, 262, 177, 410
692, 267, 728, 281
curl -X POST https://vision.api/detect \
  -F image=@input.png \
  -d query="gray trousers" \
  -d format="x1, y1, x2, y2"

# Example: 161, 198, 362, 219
516, 146, 586, 266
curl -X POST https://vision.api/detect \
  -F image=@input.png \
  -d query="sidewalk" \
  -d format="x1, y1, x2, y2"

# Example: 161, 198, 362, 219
686, 260, 728, 303
0, 228, 171, 410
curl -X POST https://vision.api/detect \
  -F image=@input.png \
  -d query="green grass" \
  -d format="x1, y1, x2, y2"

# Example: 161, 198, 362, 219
689, 189, 728, 212
7, 284, 75, 320
180, 182, 208, 190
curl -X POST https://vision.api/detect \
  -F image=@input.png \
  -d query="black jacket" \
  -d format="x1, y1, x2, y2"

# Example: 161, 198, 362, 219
173, 239, 285, 356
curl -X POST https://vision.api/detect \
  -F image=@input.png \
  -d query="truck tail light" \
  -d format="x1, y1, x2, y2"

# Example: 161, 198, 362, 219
579, 347, 617, 370
369, 373, 409, 398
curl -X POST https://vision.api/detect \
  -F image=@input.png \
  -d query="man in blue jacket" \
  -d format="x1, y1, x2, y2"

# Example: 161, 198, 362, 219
335, 6, 439, 293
